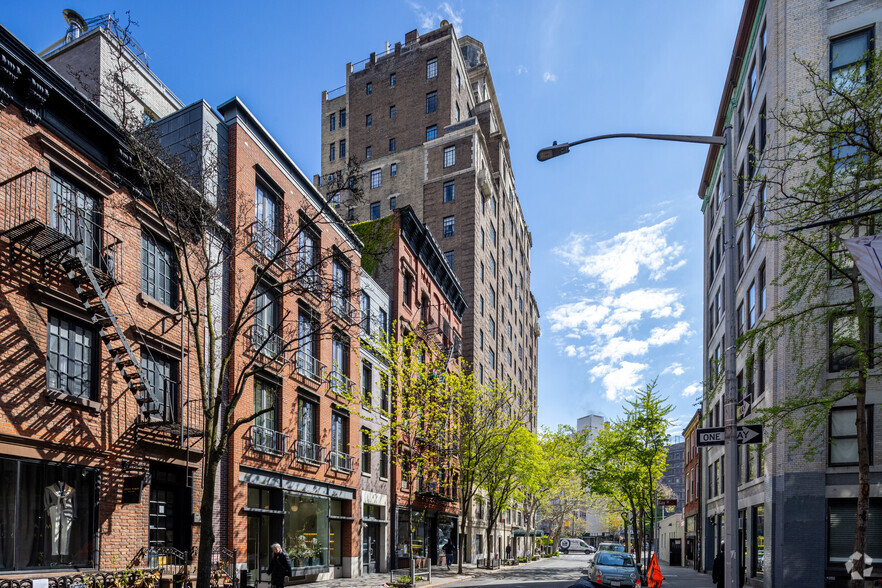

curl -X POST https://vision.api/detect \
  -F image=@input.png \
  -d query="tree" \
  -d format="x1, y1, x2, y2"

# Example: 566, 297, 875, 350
743, 48, 882, 584
528, 426, 584, 552
364, 322, 458, 575
580, 381, 672, 567
84, 19, 367, 588
452, 374, 526, 573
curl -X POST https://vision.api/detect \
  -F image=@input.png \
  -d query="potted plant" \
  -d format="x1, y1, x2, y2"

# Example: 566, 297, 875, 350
287, 534, 312, 568
309, 538, 323, 566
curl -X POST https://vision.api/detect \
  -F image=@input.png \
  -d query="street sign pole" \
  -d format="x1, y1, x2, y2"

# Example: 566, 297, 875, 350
722, 125, 738, 588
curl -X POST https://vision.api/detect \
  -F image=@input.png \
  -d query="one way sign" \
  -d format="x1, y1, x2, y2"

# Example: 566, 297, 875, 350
697, 424, 763, 447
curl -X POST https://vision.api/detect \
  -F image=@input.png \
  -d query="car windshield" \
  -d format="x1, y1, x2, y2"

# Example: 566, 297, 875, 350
597, 553, 634, 567
600, 544, 625, 552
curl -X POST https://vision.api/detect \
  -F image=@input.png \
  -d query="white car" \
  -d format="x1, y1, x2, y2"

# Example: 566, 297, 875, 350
558, 538, 596, 555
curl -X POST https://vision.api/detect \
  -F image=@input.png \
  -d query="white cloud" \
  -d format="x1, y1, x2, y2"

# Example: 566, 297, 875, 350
682, 382, 703, 398
548, 300, 610, 334
407, 1, 464, 33
663, 363, 685, 376
647, 321, 692, 346
554, 218, 685, 290
591, 337, 650, 363
543, 72, 557, 83
516, 65, 528, 75
590, 361, 648, 401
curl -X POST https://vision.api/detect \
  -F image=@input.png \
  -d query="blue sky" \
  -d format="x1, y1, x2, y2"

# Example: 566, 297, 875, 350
4, 1, 743, 435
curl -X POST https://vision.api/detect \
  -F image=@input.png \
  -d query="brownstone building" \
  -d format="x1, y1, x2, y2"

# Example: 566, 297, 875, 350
0, 23, 204, 575
682, 409, 702, 570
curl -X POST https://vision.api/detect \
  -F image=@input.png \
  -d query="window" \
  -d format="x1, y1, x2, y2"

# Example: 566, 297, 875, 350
390, 73, 396, 86
370, 169, 382, 189
403, 273, 413, 307
331, 412, 349, 470
443, 216, 455, 237
379, 435, 389, 478
339, 139, 346, 158
331, 258, 351, 320
390, 105, 396, 119
340, 109, 346, 127
366, 82, 372, 95
456, 70, 461, 90
737, 302, 745, 337
426, 125, 437, 141
758, 102, 767, 154
489, 286, 495, 307
489, 255, 496, 276
254, 281, 280, 356
737, 235, 745, 277
746, 282, 756, 327
47, 312, 96, 399
479, 330, 484, 349
479, 296, 484, 315
481, 229, 485, 249
444, 251, 455, 270
366, 113, 372, 126
390, 164, 397, 178
830, 312, 873, 372
253, 182, 280, 260
489, 317, 496, 337
443, 145, 455, 167
141, 351, 178, 422
748, 58, 757, 105
758, 263, 766, 316
366, 146, 372, 159
443, 180, 455, 202
297, 227, 319, 290
427, 58, 438, 79
760, 22, 767, 72
456, 103, 461, 122
829, 406, 874, 465
142, 231, 177, 307
488, 348, 495, 368
253, 379, 279, 453
331, 335, 350, 394
490, 224, 496, 244
329, 143, 336, 162
361, 429, 371, 475
329, 113, 336, 131
298, 397, 317, 445
370, 201, 381, 220
426, 91, 438, 113
747, 212, 756, 253
298, 308, 320, 380
830, 28, 873, 89
389, 195, 397, 210
380, 372, 389, 411
0, 456, 99, 570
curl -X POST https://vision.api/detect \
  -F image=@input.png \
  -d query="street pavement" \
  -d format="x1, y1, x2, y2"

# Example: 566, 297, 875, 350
314, 553, 716, 588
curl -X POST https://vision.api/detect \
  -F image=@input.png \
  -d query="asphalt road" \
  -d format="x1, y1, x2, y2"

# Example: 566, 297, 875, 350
442, 553, 591, 587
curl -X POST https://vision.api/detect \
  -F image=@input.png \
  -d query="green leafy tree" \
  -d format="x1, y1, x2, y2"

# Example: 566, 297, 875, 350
741, 49, 882, 584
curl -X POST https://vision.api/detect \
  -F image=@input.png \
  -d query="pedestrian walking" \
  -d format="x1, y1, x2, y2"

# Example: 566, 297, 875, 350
712, 542, 725, 588
267, 543, 291, 588
506, 544, 512, 561
444, 540, 455, 570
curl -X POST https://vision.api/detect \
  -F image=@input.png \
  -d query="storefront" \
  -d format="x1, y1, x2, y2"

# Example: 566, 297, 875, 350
685, 515, 697, 569
394, 508, 457, 569
0, 456, 99, 571
239, 467, 356, 584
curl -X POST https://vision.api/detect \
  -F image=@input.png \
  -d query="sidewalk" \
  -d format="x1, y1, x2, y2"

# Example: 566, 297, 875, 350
315, 558, 528, 587
655, 562, 715, 587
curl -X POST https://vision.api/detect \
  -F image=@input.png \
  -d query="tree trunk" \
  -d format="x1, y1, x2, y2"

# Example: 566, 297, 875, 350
852, 388, 870, 588
195, 450, 221, 588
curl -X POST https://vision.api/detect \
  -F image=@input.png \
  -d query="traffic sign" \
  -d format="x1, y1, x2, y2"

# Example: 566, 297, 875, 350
658, 499, 677, 506
697, 425, 763, 446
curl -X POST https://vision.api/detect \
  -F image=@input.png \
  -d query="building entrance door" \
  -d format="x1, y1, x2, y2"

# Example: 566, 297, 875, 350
363, 523, 380, 574
247, 514, 271, 588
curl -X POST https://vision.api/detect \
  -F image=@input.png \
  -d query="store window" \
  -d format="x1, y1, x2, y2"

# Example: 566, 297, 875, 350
752, 505, 764, 577
329, 499, 344, 566
397, 510, 426, 558
284, 493, 330, 567
0, 457, 98, 570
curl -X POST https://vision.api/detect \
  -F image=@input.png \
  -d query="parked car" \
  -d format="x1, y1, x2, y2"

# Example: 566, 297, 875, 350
559, 537, 596, 554
597, 542, 626, 553
587, 551, 640, 587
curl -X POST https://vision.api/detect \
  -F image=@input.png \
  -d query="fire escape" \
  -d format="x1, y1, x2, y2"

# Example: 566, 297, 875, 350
0, 168, 202, 445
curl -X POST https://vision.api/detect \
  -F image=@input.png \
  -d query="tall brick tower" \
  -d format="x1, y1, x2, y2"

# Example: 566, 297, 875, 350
318, 21, 539, 434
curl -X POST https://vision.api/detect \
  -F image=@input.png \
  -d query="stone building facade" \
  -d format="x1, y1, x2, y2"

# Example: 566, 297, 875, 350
700, 1, 882, 585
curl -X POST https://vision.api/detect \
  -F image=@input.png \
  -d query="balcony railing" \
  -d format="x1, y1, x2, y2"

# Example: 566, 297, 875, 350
297, 259, 324, 297
295, 439, 325, 465
249, 220, 289, 271
251, 324, 287, 363
138, 378, 180, 424
331, 293, 358, 325
296, 351, 326, 382
329, 450, 355, 473
249, 425, 288, 456
329, 370, 354, 397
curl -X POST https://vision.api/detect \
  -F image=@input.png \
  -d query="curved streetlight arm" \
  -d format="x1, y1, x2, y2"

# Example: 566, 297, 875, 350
536, 133, 725, 161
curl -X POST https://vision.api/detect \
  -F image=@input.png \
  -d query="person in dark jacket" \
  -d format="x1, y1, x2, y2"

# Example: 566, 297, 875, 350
444, 540, 455, 569
267, 543, 291, 588
712, 542, 725, 588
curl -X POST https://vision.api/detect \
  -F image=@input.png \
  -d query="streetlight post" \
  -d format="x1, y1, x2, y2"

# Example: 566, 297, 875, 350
538, 130, 738, 588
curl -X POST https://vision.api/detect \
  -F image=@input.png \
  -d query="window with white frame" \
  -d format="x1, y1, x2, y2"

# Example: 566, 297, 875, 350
371, 169, 382, 189
427, 58, 438, 79
443, 145, 455, 167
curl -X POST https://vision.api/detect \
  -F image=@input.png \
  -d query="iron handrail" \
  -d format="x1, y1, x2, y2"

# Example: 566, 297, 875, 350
248, 424, 288, 455
296, 351, 326, 381
294, 439, 325, 465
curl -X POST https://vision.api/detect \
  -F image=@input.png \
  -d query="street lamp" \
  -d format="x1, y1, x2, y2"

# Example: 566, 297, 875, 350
538, 131, 738, 588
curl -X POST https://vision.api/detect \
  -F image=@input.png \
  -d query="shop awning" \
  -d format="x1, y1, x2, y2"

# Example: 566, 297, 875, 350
513, 529, 545, 537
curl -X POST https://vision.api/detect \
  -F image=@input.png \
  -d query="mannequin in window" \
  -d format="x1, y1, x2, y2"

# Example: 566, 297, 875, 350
44, 482, 76, 557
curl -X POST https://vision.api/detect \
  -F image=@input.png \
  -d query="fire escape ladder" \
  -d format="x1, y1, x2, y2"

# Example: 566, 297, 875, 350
62, 255, 163, 418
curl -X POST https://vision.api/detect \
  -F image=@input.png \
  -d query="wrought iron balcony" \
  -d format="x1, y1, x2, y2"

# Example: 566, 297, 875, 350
251, 324, 287, 363
329, 450, 355, 473
296, 351, 326, 382
329, 370, 354, 397
294, 439, 325, 465
331, 293, 358, 325
137, 377, 180, 425
249, 425, 288, 456
249, 220, 290, 271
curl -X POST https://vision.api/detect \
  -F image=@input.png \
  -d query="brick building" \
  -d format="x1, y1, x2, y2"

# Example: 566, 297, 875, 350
354, 206, 466, 570
0, 22, 204, 575
318, 20, 539, 564
699, 1, 881, 585
682, 410, 701, 570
